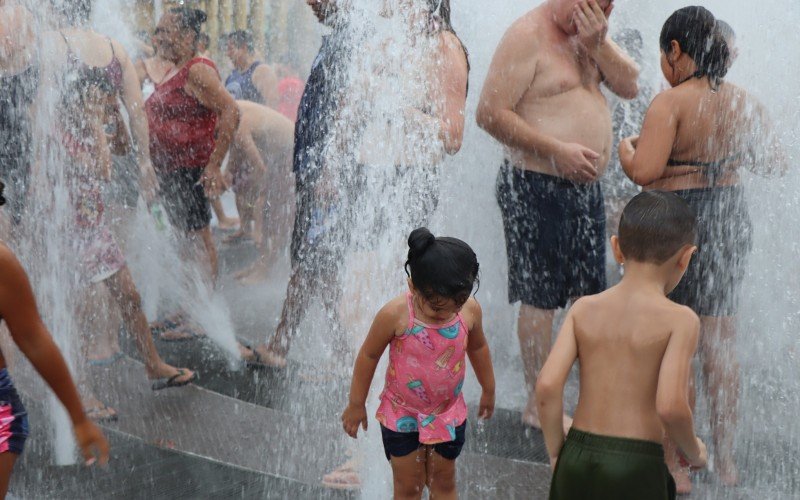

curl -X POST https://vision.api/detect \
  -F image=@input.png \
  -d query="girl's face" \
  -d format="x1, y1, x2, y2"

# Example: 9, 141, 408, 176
414, 292, 463, 323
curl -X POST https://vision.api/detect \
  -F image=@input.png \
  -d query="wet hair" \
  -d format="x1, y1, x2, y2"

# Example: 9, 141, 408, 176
618, 191, 697, 264
170, 7, 207, 37
226, 30, 255, 52
197, 32, 210, 50
405, 227, 479, 306
0, 182, 6, 207
660, 6, 730, 90
424, 0, 471, 88
716, 20, 735, 44
50, 0, 93, 24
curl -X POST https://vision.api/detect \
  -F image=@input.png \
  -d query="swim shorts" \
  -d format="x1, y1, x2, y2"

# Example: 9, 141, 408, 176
550, 428, 675, 500
669, 186, 752, 317
496, 161, 606, 309
157, 167, 211, 232
0, 369, 29, 455
380, 421, 467, 461
105, 153, 141, 210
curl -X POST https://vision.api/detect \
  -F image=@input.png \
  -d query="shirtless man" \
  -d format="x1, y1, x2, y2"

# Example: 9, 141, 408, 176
476, 0, 638, 428
227, 100, 294, 283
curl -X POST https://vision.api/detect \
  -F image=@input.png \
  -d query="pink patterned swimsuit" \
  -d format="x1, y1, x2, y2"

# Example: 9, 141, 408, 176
376, 293, 469, 445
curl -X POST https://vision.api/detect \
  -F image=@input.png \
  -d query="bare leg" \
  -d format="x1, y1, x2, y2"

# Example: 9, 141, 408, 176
0, 452, 18, 498
105, 267, 195, 383
518, 305, 555, 428
211, 198, 239, 230
426, 448, 457, 500
700, 315, 739, 486
390, 448, 427, 500
189, 227, 218, 285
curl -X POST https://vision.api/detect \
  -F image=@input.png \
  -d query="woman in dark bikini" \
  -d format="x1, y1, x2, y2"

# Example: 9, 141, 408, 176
619, 6, 785, 494
0, 0, 38, 229
41, 0, 197, 422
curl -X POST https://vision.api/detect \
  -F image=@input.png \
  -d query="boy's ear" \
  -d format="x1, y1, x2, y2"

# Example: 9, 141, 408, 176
610, 235, 625, 265
677, 244, 697, 271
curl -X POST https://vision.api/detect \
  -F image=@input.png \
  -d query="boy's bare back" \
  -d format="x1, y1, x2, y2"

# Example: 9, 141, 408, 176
569, 285, 699, 443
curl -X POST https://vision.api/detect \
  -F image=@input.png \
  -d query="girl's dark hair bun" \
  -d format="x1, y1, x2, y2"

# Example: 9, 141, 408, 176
408, 227, 436, 259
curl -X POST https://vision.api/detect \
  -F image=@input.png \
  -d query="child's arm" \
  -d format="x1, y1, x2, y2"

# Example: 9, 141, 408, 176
656, 310, 707, 468
465, 299, 495, 419
535, 307, 579, 468
0, 245, 109, 465
341, 301, 400, 439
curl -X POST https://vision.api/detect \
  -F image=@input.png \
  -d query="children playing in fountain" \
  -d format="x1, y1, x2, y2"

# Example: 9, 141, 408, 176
537, 191, 707, 499
341, 228, 495, 499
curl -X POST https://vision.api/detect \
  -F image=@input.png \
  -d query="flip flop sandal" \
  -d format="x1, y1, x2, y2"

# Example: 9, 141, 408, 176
242, 344, 286, 369
151, 369, 198, 391
86, 403, 119, 423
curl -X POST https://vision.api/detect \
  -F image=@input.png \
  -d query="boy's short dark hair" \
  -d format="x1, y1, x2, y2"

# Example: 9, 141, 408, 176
618, 191, 697, 264
227, 30, 254, 52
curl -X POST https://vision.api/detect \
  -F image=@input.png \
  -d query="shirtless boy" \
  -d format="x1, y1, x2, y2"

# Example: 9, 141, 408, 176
227, 100, 294, 283
536, 191, 707, 499
476, 0, 639, 428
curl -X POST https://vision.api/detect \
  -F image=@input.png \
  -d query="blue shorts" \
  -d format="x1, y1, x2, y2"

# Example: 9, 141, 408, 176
0, 369, 29, 455
496, 161, 606, 309
381, 421, 467, 461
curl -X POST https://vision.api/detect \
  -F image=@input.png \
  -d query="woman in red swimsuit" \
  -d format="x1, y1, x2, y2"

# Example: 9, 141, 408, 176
39, 0, 197, 421
146, 7, 240, 283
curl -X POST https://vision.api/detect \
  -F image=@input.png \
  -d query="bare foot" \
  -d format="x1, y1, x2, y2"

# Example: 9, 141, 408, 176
235, 261, 269, 285
670, 466, 692, 495
147, 363, 196, 384
321, 457, 361, 491
217, 217, 240, 231
240, 344, 287, 369
83, 395, 118, 423
224, 229, 249, 244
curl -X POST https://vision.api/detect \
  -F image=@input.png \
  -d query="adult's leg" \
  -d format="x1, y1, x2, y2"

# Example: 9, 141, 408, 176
700, 315, 739, 486
189, 227, 218, 285
425, 449, 457, 500
390, 448, 427, 500
0, 452, 18, 498
211, 197, 239, 230
519, 305, 555, 428
105, 267, 195, 383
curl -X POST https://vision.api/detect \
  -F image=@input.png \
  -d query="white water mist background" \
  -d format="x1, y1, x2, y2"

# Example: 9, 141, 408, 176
36, 0, 799, 495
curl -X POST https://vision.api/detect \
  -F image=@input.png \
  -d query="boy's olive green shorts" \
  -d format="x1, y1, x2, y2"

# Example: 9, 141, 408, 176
550, 428, 676, 500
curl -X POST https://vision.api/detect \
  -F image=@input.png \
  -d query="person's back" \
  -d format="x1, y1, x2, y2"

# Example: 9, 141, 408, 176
570, 280, 694, 442
537, 191, 708, 500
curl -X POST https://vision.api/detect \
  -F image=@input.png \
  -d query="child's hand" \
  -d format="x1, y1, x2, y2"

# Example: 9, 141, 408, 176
678, 437, 708, 470
341, 403, 368, 439
478, 390, 495, 420
74, 419, 110, 466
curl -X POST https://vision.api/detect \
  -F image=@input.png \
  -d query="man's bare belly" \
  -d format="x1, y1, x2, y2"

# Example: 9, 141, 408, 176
508, 89, 612, 182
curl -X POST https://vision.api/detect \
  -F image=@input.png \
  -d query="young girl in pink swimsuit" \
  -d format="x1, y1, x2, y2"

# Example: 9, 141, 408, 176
342, 227, 495, 498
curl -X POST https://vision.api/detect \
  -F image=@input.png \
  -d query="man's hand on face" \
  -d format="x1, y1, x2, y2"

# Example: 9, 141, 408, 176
574, 0, 613, 51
